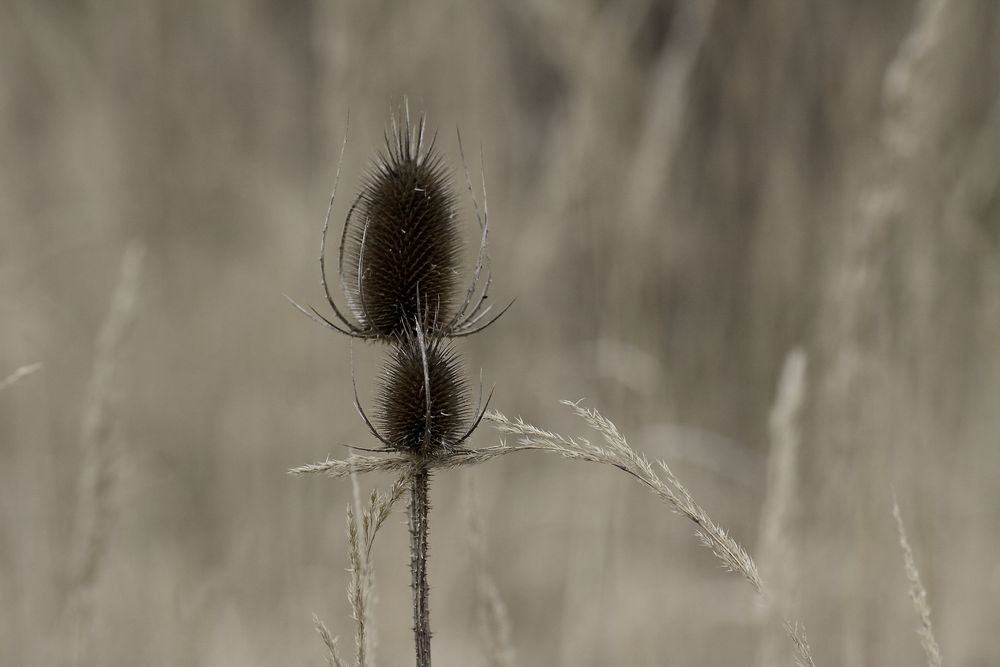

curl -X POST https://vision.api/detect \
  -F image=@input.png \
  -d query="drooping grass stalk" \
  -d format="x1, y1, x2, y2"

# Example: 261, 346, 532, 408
490, 403, 818, 666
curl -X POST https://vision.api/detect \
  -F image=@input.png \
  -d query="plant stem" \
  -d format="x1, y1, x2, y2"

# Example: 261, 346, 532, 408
408, 464, 432, 666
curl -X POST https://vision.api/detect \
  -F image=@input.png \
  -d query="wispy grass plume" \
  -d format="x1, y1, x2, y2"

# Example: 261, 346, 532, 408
314, 614, 348, 667
66, 241, 144, 664
316, 473, 408, 667
891, 492, 943, 667
490, 402, 817, 665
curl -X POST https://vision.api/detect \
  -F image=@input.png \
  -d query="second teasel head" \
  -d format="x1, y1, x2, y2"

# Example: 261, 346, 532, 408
295, 102, 510, 341
355, 319, 491, 455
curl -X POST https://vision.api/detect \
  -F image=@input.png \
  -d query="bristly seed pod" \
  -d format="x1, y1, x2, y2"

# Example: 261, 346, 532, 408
342, 111, 461, 337
290, 100, 511, 341
366, 321, 486, 454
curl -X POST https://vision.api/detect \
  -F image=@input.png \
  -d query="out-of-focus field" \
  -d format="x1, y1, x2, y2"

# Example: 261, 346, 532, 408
2, 1, 999, 665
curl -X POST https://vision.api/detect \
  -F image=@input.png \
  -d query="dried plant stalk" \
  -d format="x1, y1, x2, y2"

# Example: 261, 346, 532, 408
295, 103, 506, 666
292, 401, 818, 665
314, 614, 349, 667
892, 494, 943, 667
71, 243, 144, 588
756, 349, 808, 666
66, 241, 144, 663
316, 473, 407, 667
346, 503, 368, 667
408, 466, 432, 666
289, 446, 528, 478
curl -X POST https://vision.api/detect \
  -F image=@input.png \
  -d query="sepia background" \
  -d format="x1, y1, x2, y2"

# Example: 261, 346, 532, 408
2, 1, 999, 665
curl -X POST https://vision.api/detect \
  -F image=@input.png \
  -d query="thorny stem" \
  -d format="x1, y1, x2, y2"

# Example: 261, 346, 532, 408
408, 465, 432, 666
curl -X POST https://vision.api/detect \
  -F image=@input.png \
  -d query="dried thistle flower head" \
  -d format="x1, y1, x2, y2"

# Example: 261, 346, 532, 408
373, 320, 484, 453
341, 109, 462, 337
291, 100, 510, 341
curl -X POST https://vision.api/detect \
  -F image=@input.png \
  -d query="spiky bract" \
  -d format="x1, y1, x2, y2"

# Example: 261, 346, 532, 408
374, 329, 471, 453
342, 114, 462, 338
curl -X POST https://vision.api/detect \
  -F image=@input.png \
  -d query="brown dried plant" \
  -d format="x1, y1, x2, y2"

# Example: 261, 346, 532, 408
293, 400, 817, 666
315, 473, 409, 667
295, 102, 503, 666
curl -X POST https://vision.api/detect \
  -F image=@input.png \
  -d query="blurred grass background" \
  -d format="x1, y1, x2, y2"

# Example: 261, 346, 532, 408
2, 0, 999, 664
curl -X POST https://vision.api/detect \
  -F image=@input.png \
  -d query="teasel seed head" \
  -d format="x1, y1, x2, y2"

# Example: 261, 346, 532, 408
342, 108, 463, 337
375, 324, 471, 453
289, 100, 512, 342
348, 315, 492, 455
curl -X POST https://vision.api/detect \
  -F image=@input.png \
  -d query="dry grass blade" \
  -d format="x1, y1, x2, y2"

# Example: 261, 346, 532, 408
65, 241, 144, 664
314, 614, 349, 667
71, 242, 144, 591
363, 473, 409, 560
291, 453, 414, 477
480, 401, 762, 588
288, 445, 535, 478
327, 473, 409, 667
0, 362, 43, 392
784, 621, 817, 667
892, 493, 943, 667
346, 503, 367, 667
